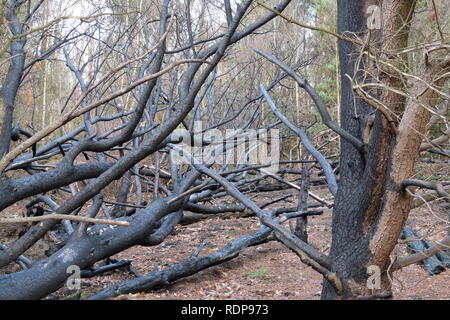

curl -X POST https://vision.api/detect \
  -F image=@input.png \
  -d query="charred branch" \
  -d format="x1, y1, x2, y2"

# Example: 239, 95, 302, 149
400, 227, 446, 275
86, 227, 272, 300
401, 179, 450, 200
255, 49, 365, 153
81, 260, 132, 279
260, 84, 338, 196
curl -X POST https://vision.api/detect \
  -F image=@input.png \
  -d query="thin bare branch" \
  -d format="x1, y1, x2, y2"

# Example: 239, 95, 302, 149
0, 213, 129, 226
255, 49, 365, 153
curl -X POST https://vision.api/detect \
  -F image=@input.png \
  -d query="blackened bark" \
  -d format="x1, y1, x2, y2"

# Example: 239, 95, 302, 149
110, 171, 132, 218
0, 197, 183, 299
87, 227, 272, 299
0, 162, 113, 211
294, 147, 310, 242
402, 227, 445, 275
0, 4, 26, 157
323, 0, 420, 299
322, 0, 387, 299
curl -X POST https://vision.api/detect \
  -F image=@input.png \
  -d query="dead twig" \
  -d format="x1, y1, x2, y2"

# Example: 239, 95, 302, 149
0, 214, 129, 226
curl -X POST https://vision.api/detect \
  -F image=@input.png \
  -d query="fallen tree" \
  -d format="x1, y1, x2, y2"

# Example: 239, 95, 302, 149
0, 0, 448, 300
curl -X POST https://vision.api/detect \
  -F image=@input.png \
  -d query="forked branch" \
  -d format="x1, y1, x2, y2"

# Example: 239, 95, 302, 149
255, 49, 365, 153
401, 179, 450, 200
259, 84, 338, 196
168, 144, 341, 293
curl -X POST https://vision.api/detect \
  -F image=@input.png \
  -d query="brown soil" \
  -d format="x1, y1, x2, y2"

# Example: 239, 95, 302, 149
46, 188, 450, 300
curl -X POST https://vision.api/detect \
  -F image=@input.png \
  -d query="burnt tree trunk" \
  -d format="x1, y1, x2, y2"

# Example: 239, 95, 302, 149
321, 0, 379, 299
0, 4, 26, 158
322, 0, 429, 299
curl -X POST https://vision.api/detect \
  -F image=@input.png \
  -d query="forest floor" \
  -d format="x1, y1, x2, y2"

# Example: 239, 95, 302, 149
47, 186, 450, 300
1, 161, 449, 300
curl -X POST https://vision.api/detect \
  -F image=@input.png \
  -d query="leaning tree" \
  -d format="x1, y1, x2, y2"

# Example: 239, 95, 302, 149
319, 0, 450, 298
258, 0, 449, 299
0, 0, 448, 300
0, 0, 296, 299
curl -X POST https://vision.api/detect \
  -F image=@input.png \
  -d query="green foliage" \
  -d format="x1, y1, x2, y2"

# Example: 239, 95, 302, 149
309, 0, 338, 109
428, 172, 450, 183
316, 69, 337, 106
63, 289, 87, 300
246, 267, 271, 278
416, 0, 428, 9
315, 0, 337, 31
